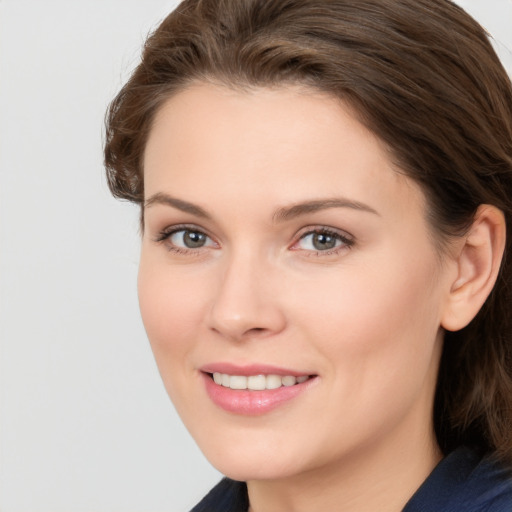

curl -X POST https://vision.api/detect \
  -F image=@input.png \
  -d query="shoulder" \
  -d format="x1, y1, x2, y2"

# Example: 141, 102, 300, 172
403, 447, 512, 512
190, 478, 248, 512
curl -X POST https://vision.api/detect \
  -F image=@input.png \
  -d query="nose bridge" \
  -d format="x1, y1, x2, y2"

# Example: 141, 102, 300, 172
207, 244, 285, 340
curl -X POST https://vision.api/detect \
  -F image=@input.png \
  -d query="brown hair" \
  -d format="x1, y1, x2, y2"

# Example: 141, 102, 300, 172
104, 0, 512, 465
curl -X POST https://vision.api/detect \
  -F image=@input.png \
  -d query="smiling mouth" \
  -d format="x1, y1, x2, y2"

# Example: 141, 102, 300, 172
208, 372, 314, 391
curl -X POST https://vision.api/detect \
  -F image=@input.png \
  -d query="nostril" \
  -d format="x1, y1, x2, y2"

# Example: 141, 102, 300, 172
245, 327, 268, 337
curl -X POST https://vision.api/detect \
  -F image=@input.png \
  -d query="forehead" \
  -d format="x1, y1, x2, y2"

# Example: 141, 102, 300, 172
143, 82, 425, 221
145, 83, 382, 165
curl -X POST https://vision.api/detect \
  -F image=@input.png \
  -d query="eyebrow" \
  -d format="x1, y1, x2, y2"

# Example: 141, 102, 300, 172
145, 192, 211, 218
144, 192, 379, 222
272, 198, 379, 222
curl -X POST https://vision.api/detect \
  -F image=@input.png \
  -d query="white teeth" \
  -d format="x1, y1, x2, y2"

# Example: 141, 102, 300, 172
247, 374, 266, 390
266, 374, 282, 389
212, 372, 309, 390
281, 375, 297, 387
229, 375, 247, 390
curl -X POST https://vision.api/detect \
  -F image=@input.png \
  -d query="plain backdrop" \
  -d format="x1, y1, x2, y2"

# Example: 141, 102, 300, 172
0, 1, 511, 511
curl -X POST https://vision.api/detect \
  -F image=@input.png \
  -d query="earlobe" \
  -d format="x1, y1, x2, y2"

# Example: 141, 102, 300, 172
441, 205, 506, 332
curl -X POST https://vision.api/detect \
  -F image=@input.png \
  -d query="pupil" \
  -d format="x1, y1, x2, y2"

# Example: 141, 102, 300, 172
184, 231, 206, 248
313, 233, 336, 250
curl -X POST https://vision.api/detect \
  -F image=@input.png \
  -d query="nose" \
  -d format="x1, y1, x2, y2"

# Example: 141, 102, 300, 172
207, 251, 287, 341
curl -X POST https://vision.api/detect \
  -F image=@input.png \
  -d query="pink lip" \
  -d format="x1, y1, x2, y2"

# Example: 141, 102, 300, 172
200, 363, 318, 415
200, 362, 311, 377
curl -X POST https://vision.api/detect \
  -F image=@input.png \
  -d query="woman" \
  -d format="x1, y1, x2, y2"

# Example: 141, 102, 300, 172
104, 0, 512, 510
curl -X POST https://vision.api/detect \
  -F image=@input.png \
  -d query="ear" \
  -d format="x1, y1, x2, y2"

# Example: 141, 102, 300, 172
441, 205, 506, 332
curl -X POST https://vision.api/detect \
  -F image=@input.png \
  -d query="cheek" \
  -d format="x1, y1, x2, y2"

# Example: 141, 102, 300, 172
286, 257, 444, 450
137, 256, 216, 418
137, 257, 207, 360
295, 248, 443, 387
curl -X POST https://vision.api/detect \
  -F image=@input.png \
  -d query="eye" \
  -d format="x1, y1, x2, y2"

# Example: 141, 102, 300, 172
293, 228, 353, 253
169, 229, 213, 248
156, 226, 217, 252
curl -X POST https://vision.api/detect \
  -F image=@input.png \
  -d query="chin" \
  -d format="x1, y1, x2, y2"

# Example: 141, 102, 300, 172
211, 456, 299, 482
195, 434, 307, 482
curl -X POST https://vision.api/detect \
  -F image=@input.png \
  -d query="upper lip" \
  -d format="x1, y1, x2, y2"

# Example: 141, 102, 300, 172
199, 362, 313, 377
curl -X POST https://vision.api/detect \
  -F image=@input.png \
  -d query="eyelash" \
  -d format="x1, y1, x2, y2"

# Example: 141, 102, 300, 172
154, 225, 354, 257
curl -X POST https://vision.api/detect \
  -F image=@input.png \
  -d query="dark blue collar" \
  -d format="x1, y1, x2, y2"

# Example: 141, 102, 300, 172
403, 446, 512, 512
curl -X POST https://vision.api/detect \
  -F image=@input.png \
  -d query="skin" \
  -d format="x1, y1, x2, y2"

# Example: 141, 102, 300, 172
138, 83, 471, 511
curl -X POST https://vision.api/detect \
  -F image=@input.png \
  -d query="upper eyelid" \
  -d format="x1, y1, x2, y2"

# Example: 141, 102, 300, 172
155, 224, 215, 241
294, 225, 354, 241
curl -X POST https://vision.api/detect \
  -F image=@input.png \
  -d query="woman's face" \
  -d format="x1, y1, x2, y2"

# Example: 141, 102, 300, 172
139, 83, 455, 481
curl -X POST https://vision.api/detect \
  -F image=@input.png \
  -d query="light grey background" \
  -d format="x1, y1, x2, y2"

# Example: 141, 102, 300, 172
0, 1, 510, 511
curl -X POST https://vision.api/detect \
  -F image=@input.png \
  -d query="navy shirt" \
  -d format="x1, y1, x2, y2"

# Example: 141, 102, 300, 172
191, 447, 512, 511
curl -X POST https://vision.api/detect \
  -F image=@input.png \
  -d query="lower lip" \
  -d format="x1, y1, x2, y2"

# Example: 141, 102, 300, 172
202, 372, 317, 415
